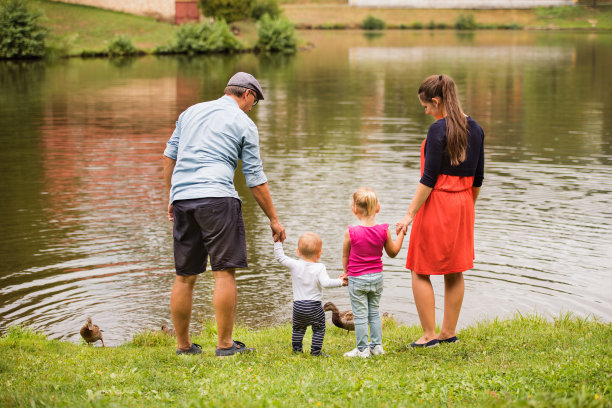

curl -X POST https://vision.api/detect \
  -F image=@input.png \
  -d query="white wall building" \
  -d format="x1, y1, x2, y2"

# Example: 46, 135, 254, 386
51, 0, 176, 21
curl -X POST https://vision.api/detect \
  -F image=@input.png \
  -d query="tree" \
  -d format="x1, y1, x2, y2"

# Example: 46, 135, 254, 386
0, 0, 47, 59
198, 0, 253, 24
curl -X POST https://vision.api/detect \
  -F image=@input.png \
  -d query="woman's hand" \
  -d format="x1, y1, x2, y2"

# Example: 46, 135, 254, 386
396, 214, 414, 236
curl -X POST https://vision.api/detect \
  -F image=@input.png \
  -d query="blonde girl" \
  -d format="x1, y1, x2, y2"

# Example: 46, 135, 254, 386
341, 187, 405, 358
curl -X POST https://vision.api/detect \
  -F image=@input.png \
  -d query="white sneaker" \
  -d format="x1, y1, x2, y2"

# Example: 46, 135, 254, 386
343, 347, 371, 358
370, 345, 385, 356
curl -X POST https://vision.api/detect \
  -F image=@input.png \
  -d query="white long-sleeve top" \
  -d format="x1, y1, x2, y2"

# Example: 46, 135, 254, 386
274, 242, 343, 301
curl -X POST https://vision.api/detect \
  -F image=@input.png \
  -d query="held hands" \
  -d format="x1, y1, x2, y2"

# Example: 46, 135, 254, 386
395, 214, 414, 236
339, 272, 348, 286
270, 219, 286, 243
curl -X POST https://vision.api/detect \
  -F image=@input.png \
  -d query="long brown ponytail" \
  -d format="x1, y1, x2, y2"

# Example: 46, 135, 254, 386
418, 74, 468, 166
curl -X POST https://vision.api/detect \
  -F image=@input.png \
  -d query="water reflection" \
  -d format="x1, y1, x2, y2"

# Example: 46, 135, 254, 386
0, 30, 610, 345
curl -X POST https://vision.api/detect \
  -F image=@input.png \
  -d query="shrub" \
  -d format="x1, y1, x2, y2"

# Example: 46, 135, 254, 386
455, 13, 478, 30
412, 21, 423, 29
256, 13, 297, 54
498, 22, 522, 30
156, 19, 242, 55
427, 20, 436, 29
198, 0, 252, 23
316, 22, 347, 29
0, 0, 47, 59
107, 35, 139, 57
361, 14, 385, 30
251, 0, 281, 20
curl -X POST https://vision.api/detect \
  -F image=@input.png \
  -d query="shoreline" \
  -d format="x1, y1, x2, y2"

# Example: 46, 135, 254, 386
11, 1, 610, 59
1, 313, 610, 406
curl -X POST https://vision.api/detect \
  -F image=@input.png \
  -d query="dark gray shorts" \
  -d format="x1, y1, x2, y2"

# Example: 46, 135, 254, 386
172, 197, 247, 275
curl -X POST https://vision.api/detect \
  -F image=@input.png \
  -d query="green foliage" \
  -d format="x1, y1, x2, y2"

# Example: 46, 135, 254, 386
0, 0, 47, 59
107, 35, 139, 57
427, 19, 436, 29
412, 21, 424, 29
455, 13, 478, 30
361, 14, 386, 30
256, 13, 297, 54
315, 22, 347, 29
251, 0, 281, 20
498, 22, 522, 29
198, 0, 253, 23
156, 20, 242, 55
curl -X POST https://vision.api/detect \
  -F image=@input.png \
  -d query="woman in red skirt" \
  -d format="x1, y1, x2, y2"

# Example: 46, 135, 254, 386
396, 74, 485, 348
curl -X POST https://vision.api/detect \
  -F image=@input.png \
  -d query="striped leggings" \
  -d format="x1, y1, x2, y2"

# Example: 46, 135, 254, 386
292, 300, 326, 354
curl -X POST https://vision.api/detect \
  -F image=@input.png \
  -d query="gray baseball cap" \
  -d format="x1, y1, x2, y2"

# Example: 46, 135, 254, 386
227, 72, 264, 101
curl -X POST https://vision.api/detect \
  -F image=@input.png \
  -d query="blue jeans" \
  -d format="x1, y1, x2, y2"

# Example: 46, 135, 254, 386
348, 273, 383, 351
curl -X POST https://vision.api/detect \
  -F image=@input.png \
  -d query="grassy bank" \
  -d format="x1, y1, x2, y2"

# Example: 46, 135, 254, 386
24, 1, 612, 57
1, 314, 610, 407
33, 0, 178, 55
281, 3, 612, 30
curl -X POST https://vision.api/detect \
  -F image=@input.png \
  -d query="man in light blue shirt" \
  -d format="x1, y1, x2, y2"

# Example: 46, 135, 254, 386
163, 72, 285, 356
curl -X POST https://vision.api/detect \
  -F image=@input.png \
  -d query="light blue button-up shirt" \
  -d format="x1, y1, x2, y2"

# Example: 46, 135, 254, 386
164, 95, 267, 203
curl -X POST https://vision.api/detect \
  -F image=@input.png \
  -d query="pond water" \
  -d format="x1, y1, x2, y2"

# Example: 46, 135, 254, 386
0, 30, 611, 346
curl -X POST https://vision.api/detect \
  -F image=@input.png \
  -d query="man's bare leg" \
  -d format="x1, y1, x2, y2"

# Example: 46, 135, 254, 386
213, 269, 237, 349
171, 275, 198, 351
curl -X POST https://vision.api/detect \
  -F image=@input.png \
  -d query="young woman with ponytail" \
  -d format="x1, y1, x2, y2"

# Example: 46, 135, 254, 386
396, 74, 485, 348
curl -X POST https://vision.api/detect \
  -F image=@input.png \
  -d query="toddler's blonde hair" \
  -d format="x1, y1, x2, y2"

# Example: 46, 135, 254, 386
298, 232, 322, 259
352, 187, 378, 216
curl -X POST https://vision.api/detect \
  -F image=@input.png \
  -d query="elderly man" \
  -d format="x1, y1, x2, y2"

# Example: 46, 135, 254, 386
163, 72, 285, 356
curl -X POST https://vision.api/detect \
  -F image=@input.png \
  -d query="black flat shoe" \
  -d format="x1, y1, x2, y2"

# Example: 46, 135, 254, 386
408, 339, 439, 348
438, 336, 459, 344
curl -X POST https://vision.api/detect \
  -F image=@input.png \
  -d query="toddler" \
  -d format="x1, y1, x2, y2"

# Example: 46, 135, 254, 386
274, 232, 346, 356
341, 187, 405, 358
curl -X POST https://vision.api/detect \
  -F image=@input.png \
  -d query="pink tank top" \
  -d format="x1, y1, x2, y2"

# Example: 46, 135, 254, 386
347, 224, 389, 276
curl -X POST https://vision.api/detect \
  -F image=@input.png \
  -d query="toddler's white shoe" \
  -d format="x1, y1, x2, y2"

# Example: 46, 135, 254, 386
370, 345, 385, 356
343, 347, 371, 358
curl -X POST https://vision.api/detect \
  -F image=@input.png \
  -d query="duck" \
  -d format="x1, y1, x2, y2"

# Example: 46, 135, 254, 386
161, 324, 176, 336
323, 302, 354, 333
80, 317, 105, 347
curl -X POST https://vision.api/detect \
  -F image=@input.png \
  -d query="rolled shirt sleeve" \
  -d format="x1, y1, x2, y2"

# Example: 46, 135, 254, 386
240, 122, 268, 188
164, 113, 183, 160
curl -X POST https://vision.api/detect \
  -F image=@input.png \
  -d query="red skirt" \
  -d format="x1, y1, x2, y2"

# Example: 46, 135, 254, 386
406, 140, 475, 275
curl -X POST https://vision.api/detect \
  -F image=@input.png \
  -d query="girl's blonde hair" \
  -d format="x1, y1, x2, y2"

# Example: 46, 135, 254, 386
352, 187, 378, 216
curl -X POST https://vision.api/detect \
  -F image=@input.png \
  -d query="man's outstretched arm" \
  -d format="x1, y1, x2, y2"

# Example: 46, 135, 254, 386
250, 182, 285, 243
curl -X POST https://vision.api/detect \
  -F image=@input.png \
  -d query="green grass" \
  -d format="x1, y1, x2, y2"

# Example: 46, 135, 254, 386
1, 314, 610, 407
30, 0, 178, 55
535, 5, 612, 29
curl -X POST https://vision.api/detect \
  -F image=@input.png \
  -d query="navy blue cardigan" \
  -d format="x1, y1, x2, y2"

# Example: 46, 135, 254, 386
420, 116, 485, 188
